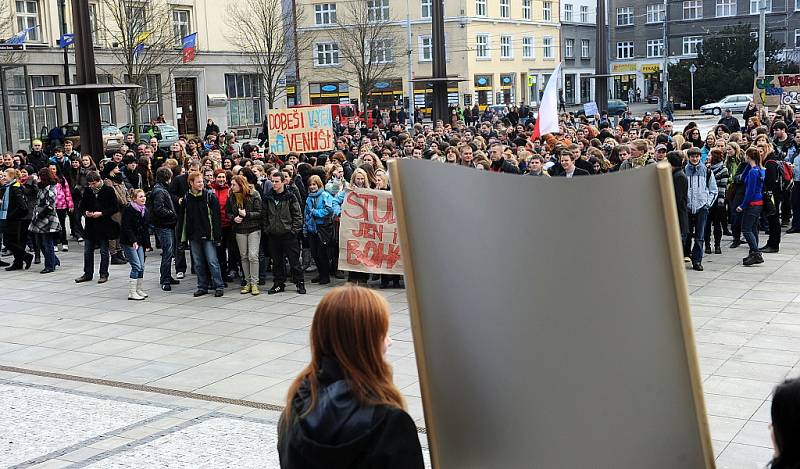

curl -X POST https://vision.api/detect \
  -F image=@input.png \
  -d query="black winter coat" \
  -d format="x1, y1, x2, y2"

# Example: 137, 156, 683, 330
81, 185, 120, 241
672, 167, 689, 238
1, 183, 28, 231
181, 189, 222, 242
278, 357, 424, 469
120, 205, 149, 246
150, 182, 177, 228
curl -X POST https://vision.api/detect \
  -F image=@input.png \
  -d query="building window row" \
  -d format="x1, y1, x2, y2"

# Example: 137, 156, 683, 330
615, 0, 776, 27
475, 34, 555, 59
615, 37, 703, 59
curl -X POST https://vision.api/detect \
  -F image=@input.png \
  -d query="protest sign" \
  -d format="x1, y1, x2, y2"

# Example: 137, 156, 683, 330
338, 188, 403, 275
583, 101, 599, 117
267, 105, 334, 155
753, 74, 800, 107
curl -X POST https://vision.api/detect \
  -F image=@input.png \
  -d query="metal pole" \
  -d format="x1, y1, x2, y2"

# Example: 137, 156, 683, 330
430, 0, 448, 123
594, 0, 608, 111
690, 71, 695, 116
662, 0, 669, 109
405, 0, 414, 127
757, 0, 766, 77
59, 0, 73, 122
291, 0, 301, 105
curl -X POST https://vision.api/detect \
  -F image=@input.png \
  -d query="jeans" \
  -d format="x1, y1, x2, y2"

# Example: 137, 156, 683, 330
122, 244, 145, 279
83, 238, 110, 277
154, 227, 175, 285
741, 205, 763, 254
688, 208, 709, 265
235, 230, 261, 285
38, 232, 58, 270
189, 239, 224, 291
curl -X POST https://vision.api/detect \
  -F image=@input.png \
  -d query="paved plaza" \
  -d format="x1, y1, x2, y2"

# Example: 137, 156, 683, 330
1, 229, 799, 467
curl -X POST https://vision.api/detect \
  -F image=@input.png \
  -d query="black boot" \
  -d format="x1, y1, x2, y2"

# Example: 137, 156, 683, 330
267, 283, 285, 295
714, 245, 722, 254
743, 253, 759, 266
296, 282, 306, 294
704, 243, 712, 255
729, 240, 742, 249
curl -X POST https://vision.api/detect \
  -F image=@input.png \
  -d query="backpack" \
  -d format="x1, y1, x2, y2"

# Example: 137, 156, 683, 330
781, 160, 794, 191
766, 160, 786, 192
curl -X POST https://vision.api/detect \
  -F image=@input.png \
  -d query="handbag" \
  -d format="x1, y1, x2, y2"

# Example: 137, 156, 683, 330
316, 221, 334, 245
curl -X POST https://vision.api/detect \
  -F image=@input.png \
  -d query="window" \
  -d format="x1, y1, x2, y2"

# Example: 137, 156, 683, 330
314, 42, 339, 66
543, 36, 553, 58
682, 36, 702, 55
476, 34, 489, 58
522, 36, 534, 58
15, 0, 41, 42
796, 0, 800, 11
750, 0, 771, 14
523, 0, 531, 19
683, 0, 702, 19
795, 29, 800, 48
581, 39, 590, 58
646, 4, 665, 23
421, 0, 431, 18
543, 1, 552, 21
565, 38, 574, 58
31, 76, 58, 133
126, 5, 146, 40
314, 3, 337, 25
172, 10, 191, 43
616, 41, 634, 59
476, 0, 487, 16
716, 0, 736, 16
647, 39, 664, 57
89, 3, 100, 44
97, 75, 114, 124
225, 74, 264, 128
418, 35, 432, 61
369, 39, 393, 63
617, 7, 633, 26
500, 0, 510, 18
135, 74, 161, 125
500, 35, 512, 58
367, 0, 389, 22
564, 3, 573, 21
580, 5, 588, 22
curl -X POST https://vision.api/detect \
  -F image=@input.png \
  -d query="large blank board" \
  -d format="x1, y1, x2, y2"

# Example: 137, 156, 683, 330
389, 160, 714, 469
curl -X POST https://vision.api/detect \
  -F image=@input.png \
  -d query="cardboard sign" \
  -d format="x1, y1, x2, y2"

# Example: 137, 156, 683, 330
338, 188, 403, 275
583, 101, 599, 117
754, 74, 800, 107
267, 105, 334, 155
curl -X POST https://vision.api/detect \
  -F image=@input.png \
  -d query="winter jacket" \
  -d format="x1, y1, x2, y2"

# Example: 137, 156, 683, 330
672, 167, 689, 238
709, 162, 729, 203
181, 189, 222, 243
28, 184, 61, 234
332, 190, 347, 217
684, 162, 718, 214
149, 182, 177, 228
263, 188, 302, 236
278, 357, 424, 469
104, 174, 130, 211
0, 181, 28, 224
28, 151, 48, 172
717, 116, 740, 133
19, 178, 37, 220
81, 184, 120, 241
226, 190, 263, 234
739, 164, 765, 210
211, 182, 232, 228
120, 204, 149, 246
49, 156, 71, 176
303, 190, 334, 235
54, 180, 74, 210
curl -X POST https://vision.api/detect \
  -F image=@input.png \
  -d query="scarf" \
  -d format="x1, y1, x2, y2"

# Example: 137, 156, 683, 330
0, 180, 13, 221
130, 200, 146, 216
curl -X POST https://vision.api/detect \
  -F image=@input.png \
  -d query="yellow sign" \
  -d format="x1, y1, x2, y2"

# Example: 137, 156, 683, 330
612, 63, 637, 73
527, 76, 536, 87
641, 64, 661, 73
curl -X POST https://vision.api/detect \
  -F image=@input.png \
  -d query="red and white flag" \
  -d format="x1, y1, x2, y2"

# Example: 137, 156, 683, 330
532, 63, 563, 140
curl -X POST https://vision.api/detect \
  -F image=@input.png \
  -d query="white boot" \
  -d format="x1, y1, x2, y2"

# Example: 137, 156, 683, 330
128, 279, 145, 301
136, 278, 148, 298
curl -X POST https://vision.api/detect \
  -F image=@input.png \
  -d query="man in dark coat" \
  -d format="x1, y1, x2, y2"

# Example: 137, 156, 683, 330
0, 170, 33, 270
668, 151, 689, 244
263, 170, 305, 295
718, 109, 741, 133
75, 171, 119, 283
488, 144, 521, 174
169, 161, 199, 279
151, 166, 180, 291
180, 171, 224, 297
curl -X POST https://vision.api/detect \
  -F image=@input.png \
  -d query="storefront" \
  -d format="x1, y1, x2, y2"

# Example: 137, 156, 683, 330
367, 78, 404, 110
286, 80, 297, 107
474, 75, 493, 110
611, 64, 637, 101
309, 82, 350, 105
499, 74, 515, 105
641, 64, 662, 101
564, 74, 576, 105
413, 80, 460, 117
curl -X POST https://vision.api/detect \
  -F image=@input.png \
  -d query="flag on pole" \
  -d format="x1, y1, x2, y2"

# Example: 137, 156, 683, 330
58, 33, 75, 48
532, 62, 563, 141
181, 33, 197, 63
4, 26, 36, 45
132, 31, 151, 59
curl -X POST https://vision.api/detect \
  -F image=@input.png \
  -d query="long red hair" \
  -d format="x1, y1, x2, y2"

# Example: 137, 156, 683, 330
283, 285, 405, 419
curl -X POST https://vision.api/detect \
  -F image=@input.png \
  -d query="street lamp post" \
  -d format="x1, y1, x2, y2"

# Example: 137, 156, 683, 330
689, 63, 697, 116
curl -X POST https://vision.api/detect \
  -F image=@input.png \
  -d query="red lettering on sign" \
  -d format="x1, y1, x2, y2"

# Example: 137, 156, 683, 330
345, 239, 401, 269
352, 222, 384, 240
778, 75, 800, 87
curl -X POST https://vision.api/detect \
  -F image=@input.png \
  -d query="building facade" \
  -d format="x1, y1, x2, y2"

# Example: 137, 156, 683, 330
609, 0, 800, 102
296, 0, 562, 116
0, 0, 272, 153
560, 0, 596, 105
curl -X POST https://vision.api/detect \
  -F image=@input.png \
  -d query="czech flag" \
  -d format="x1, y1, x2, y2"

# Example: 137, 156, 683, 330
532, 62, 563, 141
181, 33, 197, 63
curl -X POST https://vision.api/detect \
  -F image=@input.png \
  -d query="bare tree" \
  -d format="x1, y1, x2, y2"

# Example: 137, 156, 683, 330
96, 0, 182, 129
327, 0, 400, 113
225, 0, 310, 108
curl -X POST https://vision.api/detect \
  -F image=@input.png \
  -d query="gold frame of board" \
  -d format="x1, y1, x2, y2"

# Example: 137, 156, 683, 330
389, 160, 714, 469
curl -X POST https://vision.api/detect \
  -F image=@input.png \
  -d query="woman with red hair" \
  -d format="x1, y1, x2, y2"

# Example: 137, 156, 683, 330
279, 285, 423, 468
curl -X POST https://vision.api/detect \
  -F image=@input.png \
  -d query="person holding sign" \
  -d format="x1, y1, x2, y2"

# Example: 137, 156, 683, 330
303, 175, 334, 285
263, 171, 305, 295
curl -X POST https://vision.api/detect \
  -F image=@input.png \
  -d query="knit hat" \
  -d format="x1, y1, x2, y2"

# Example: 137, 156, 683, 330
655, 144, 668, 152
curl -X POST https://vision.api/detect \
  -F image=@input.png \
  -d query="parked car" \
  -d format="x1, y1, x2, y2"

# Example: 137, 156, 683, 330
700, 94, 752, 115
575, 99, 628, 117
117, 123, 179, 150
40, 122, 124, 154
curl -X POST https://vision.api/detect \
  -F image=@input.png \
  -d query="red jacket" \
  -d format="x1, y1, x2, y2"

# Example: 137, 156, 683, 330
210, 182, 231, 228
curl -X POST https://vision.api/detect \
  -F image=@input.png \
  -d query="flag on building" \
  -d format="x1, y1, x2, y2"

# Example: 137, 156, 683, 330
532, 62, 563, 140
132, 31, 151, 59
181, 33, 197, 63
4, 27, 36, 45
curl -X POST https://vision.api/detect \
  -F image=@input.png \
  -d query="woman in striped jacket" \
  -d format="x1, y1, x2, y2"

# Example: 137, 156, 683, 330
706, 148, 730, 255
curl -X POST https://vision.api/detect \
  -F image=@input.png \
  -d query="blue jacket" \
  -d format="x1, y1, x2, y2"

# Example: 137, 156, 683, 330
739, 165, 765, 210
332, 190, 346, 217
304, 190, 334, 234
684, 162, 718, 214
